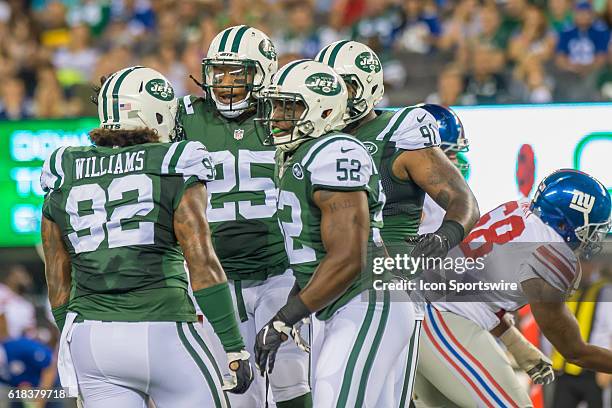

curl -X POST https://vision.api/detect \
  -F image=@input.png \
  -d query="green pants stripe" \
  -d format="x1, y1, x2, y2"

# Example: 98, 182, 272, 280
176, 322, 224, 408
399, 320, 422, 407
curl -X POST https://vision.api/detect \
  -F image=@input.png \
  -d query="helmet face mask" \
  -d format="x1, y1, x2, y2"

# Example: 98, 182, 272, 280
203, 26, 278, 118
341, 74, 369, 123
530, 169, 611, 260
255, 92, 312, 151
202, 59, 261, 114
256, 59, 347, 153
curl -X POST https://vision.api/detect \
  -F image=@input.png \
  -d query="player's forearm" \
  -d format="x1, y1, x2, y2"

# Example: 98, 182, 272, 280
563, 344, 612, 373
442, 192, 480, 236
300, 254, 363, 312
184, 245, 227, 291
174, 184, 228, 291
41, 217, 72, 308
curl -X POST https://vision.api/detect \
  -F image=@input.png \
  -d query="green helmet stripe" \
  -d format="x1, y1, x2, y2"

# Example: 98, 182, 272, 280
231, 25, 250, 53
316, 44, 332, 63
328, 40, 350, 67
101, 72, 117, 122
218, 28, 232, 52
111, 66, 143, 123
277, 59, 309, 86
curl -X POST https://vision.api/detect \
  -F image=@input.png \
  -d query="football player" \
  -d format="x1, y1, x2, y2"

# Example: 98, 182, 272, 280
177, 26, 312, 408
414, 105, 555, 407
415, 169, 612, 407
315, 41, 480, 405
253, 59, 416, 407
41, 67, 252, 407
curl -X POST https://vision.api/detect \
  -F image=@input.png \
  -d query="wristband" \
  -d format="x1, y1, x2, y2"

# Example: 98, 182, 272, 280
277, 294, 311, 326
435, 220, 465, 249
194, 283, 245, 352
52, 303, 68, 332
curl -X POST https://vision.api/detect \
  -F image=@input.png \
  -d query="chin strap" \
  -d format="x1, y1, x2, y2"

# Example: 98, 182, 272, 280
214, 97, 250, 119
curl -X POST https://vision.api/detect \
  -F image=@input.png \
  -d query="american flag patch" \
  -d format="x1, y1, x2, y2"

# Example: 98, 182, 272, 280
119, 103, 131, 111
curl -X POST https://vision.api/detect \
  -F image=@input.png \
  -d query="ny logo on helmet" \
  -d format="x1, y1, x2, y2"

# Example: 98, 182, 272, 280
570, 189, 595, 224
355, 52, 381, 73
306, 73, 341, 96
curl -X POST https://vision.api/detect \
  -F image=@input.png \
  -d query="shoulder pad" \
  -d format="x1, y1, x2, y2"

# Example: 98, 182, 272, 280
161, 141, 215, 181
40, 146, 69, 193
302, 135, 374, 189
381, 107, 441, 150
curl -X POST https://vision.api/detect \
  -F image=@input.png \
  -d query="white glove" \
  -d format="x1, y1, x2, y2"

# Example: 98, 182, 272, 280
222, 349, 253, 394
500, 326, 555, 385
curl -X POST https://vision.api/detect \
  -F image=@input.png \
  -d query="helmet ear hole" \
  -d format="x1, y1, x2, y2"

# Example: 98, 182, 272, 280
156, 113, 163, 124
139, 81, 144, 92
321, 109, 332, 119
371, 85, 378, 94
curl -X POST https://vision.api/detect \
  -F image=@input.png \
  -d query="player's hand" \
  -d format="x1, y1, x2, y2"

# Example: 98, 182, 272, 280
222, 350, 253, 394
408, 232, 450, 259
526, 357, 555, 385
255, 319, 291, 376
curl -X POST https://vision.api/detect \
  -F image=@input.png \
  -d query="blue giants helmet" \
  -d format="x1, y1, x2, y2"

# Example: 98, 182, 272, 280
418, 104, 468, 154
531, 169, 611, 258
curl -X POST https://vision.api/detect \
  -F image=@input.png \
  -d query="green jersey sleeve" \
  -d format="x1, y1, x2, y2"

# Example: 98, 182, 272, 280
388, 106, 441, 150
302, 135, 374, 193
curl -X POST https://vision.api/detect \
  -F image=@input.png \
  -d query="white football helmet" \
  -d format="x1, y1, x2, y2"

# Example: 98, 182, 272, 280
315, 40, 384, 124
204, 25, 278, 118
256, 59, 348, 152
97, 66, 181, 142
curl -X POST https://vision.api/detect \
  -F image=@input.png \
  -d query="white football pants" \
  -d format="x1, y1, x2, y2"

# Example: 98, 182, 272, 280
69, 320, 227, 408
310, 290, 415, 408
200, 270, 311, 407
414, 304, 532, 408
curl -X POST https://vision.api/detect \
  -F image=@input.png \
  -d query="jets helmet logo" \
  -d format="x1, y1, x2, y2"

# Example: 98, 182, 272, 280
305, 73, 341, 96
570, 189, 595, 224
258, 39, 277, 60
355, 52, 381, 73
145, 79, 175, 101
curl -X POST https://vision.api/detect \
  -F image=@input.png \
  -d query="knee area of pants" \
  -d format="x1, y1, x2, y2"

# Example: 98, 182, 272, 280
269, 358, 310, 400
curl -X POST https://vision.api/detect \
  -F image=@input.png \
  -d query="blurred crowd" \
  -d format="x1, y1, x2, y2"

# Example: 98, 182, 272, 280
2, 0, 612, 120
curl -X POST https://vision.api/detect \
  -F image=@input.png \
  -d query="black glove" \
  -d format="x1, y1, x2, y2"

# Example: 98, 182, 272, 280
222, 350, 253, 394
409, 233, 451, 259
408, 220, 464, 259
254, 296, 311, 375
254, 318, 291, 376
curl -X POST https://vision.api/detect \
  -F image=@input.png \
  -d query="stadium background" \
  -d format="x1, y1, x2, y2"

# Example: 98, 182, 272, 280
0, 0, 611, 407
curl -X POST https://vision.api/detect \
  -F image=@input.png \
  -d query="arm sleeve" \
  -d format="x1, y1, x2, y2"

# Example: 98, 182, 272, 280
519, 243, 578, 294
305, 137, 374, 193
389, 107, 441, 150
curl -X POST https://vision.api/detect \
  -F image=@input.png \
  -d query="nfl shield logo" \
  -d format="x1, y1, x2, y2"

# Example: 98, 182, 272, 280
234, 129, 244, 140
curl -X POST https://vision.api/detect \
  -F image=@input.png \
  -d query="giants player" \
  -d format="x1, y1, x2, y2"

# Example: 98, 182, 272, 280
415, 169, 612, 407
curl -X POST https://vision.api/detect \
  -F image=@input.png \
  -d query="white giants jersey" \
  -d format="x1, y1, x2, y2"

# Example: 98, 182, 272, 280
431, 200, 580, 330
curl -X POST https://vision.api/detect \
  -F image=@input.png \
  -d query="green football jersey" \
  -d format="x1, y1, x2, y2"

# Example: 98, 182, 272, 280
178, 96, 289, 281
275, 133, 384, 320
41, 140, 215, 322
351, 106, 440, 245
